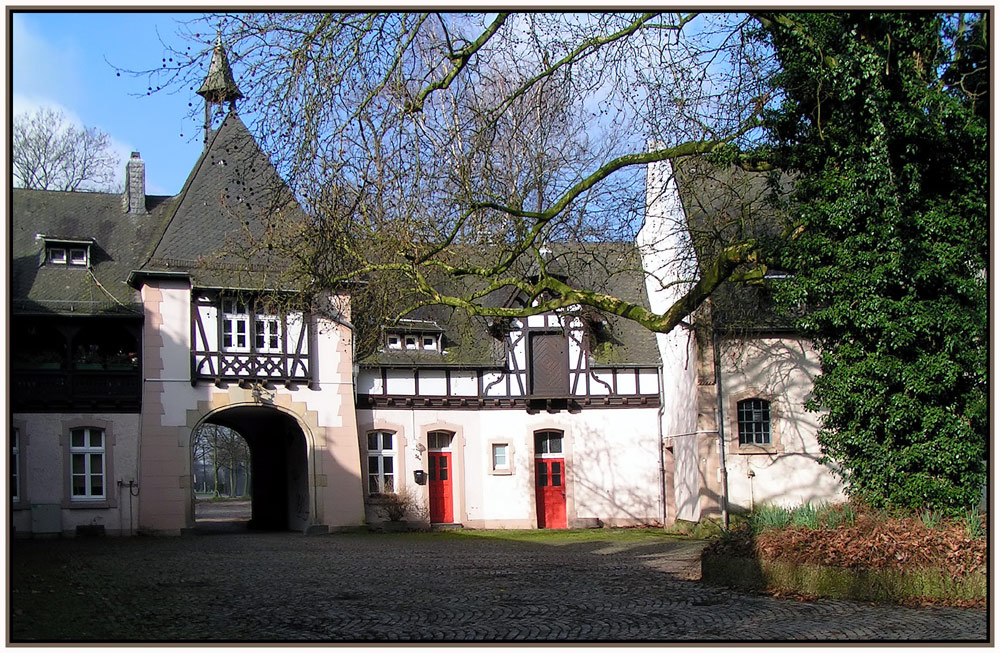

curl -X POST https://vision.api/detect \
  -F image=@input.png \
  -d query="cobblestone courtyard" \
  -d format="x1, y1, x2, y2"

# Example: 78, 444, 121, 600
9, 529, 988, 643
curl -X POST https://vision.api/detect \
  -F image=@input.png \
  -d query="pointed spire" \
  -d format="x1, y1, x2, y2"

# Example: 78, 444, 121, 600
197, 35, 243, 105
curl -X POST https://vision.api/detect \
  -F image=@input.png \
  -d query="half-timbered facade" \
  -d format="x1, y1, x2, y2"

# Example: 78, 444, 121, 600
11, 41, 845, 537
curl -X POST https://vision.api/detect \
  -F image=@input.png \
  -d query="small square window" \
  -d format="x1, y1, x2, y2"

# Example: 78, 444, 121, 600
69, 248, 87, 266
404, 336, 417, 349
387, 334, 401, 349
47, 247, 67, 264
492, 443, 509, 470
422, 336, 437, 350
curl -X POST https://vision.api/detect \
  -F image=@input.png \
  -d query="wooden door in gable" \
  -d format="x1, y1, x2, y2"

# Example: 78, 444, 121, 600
529, 332, 569, 397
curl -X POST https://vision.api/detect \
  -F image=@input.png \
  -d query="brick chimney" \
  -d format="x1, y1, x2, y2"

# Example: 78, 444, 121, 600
122, 152, 147, 215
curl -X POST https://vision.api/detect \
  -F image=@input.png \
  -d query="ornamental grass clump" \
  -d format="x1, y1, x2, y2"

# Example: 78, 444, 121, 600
749, 504, 791, 534
790, 503, 820, 529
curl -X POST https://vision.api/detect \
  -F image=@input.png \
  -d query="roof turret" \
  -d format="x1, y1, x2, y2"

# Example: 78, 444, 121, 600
196, 36, 243, 105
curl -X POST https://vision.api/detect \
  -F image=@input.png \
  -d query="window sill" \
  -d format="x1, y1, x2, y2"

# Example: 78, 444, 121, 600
63, 499, 115, 509
490, 468, 513, 476
735, 444, 782, 455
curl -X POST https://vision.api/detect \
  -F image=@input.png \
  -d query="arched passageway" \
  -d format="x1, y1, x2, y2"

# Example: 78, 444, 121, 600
193, 406, 311, 532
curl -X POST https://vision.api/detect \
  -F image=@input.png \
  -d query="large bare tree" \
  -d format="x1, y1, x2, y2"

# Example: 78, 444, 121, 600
142, 12, 792, 351
12, 107, 120, 192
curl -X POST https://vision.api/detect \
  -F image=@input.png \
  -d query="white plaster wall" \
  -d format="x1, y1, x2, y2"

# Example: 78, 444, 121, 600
638, 156, 702, 521
720, 337, 846, 510
358, 406, 663, 526
141, 281, 363, 532
12, 413, 140, 536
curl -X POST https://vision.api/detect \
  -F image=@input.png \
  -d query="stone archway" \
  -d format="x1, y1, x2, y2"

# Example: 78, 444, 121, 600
194, 405, 312, 532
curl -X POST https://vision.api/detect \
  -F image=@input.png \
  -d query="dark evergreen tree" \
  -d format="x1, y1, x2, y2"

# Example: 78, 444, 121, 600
759, 12, 988, 512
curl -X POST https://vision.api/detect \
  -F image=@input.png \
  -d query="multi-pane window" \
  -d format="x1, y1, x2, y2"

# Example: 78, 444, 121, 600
255, 313, 281, 352
492, 443, 509, 471
737, 399, 771, 445
70, 427, 105, 499
12, 428, 20, 503
221, 299, 250, 352
367, 431, 395, 494
534, 430, 563, 456
45, 244, 88, 266
427, 431, 453, 451
221, 299, 282, 353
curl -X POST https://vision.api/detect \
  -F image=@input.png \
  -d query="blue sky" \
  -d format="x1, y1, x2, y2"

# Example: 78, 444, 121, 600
12, 11, 214, 195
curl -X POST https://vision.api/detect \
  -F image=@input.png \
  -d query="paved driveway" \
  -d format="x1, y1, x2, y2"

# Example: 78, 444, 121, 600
9, 530, 987, 643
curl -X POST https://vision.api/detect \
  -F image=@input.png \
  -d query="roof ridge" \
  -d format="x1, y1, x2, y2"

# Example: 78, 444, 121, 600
135, 113, 233, 271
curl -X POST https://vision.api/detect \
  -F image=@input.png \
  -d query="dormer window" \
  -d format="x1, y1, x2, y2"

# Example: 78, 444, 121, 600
383, 325, 443, 354
47, 247, 67, 265
40, 237, 91, 268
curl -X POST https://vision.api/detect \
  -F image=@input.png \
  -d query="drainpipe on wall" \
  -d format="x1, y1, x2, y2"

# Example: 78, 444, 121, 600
656, 374, 667, 528
712, 327, 730, 530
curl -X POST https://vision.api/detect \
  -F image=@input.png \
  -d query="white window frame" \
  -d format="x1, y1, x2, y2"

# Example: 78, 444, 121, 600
534, 430, 564, 458
422, 335, 438, 351
254, 313, 282, 353
492, 443, 509, 471
386, 334, 402, 350
47, 247, 67, 265
404, 335, 418, 350
69, 427, 106, 501
69, 248, 88, 266
366, 430, 395, 495
221, 299, 251, 352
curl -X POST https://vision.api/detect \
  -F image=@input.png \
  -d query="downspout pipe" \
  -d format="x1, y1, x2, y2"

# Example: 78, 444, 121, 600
712, 327, 731, 530
656, 371, 667, 528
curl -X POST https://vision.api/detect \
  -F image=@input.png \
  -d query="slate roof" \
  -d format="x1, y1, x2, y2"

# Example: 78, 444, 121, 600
363, 242, 662, 368
672, 157, 796, 332
138, 111, 303, 290
11, 189, 177, 316
12, 106, 660, 368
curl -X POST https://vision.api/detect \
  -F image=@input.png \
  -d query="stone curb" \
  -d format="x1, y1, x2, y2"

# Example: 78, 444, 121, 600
701, 554, 986, 604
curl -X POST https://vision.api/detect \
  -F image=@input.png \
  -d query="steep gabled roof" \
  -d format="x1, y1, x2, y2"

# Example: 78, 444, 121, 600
138, 111, 303, 290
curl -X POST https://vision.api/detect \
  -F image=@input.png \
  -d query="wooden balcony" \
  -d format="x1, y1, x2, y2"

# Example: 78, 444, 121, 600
12, 368, 141, 412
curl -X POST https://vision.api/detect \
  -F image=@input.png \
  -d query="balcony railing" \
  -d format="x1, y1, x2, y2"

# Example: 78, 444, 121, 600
12, 369, 141, 412
192, 350, 311, 383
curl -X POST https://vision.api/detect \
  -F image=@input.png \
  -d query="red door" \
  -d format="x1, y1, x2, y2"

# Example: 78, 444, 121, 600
428, 452, 453, 523
535, 458, 567, 529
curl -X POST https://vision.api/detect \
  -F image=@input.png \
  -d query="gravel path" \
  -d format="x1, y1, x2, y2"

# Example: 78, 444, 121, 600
9, 530, 988, 643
